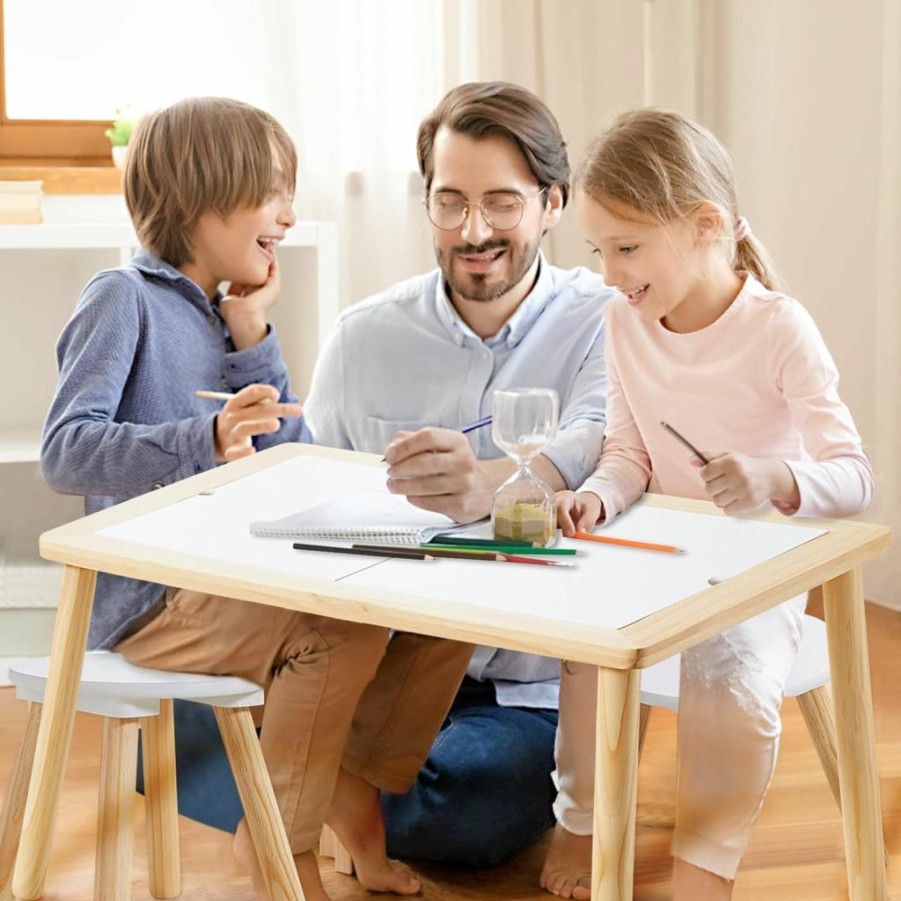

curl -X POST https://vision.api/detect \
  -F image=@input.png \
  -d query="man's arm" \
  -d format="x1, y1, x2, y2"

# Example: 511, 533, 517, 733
384, 429, 566, 523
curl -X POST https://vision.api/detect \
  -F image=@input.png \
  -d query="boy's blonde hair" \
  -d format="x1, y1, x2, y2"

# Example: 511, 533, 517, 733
576, 108, 781, 290
125, 97, 297, 267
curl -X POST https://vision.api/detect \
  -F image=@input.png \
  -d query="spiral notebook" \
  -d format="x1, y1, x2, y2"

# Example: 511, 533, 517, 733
249, 489, 470, 545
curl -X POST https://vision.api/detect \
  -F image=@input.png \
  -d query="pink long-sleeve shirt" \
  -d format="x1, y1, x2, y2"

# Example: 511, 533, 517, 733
581, 273, 873, 520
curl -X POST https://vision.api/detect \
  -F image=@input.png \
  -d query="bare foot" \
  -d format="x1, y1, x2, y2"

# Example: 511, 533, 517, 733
672, 858, 734, 901
328, 767, 421, 895
539, 824, 592, 899
233, 819, 331, 901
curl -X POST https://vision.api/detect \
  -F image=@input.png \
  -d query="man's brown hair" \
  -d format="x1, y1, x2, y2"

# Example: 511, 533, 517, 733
416, 81, 570, 207
124, 97, 297, 267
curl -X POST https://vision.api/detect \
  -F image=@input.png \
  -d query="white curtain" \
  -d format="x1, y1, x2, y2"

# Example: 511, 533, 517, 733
12, 0, 897, 606
268, 0, 901, 609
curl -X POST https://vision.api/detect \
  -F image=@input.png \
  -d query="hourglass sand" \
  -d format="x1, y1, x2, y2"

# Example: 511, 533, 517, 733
490, 388, 560, 546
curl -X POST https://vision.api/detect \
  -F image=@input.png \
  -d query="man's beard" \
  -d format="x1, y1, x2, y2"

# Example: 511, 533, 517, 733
439, 237, 540, 303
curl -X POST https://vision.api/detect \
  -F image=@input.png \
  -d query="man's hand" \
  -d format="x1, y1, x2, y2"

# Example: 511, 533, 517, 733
214, 383, 302, 463
383, 427, 494, 522
555, 490, 604, 536
696, 452, 800, 515
219, 254, 281, 351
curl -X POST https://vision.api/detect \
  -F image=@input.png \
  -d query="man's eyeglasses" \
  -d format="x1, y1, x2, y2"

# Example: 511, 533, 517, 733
423, 187, 548, 231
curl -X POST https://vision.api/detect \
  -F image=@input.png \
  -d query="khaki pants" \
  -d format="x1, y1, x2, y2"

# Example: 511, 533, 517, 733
115, 588, 475, 852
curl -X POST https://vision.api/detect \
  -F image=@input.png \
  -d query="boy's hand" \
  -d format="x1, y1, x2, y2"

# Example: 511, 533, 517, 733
696, 452, 800, 515
556, 490, 603, 536
213, 383, 302, 463
220, 254, 282, 351
384, 428, 493, 523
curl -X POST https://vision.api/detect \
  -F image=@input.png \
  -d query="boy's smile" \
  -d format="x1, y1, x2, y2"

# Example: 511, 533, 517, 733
182, 190, 296, 299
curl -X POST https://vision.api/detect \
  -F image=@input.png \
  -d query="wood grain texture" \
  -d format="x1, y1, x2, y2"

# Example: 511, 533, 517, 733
0, 604, 898, 899
12, 565, 96, 900
140, 700, 180, 898
822, 569, 888, 899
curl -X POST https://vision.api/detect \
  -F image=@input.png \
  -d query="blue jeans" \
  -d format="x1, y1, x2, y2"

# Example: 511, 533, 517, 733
382, 676, 558, 865
137, 678, 558, 865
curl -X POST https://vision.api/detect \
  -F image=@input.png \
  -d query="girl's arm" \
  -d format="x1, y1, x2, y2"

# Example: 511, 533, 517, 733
768, 302, 873, 518
573, 320, 652, 522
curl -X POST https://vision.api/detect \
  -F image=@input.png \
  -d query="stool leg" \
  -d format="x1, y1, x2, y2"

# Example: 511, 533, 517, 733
214, 706, 305, 901
797, 686, 889, 867
140, 700, 180, 899
319, 824, 354, 875
95, 717, 139, 901
0, 703, 41, 901
637, 703, 652, 761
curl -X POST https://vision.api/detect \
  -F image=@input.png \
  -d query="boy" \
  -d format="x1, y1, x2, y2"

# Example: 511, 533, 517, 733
42, 97, 465, 900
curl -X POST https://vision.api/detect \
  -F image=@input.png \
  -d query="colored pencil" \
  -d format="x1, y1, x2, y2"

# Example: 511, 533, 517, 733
195, 390, 234, 401
459, 414, 493, 435
431, 535, 532, 548
353, 544, 573, 567
425, 543, 578, 556
381, 415, 493, 461
571, 531, 684, 555
660, 421, 710, 465
293, 542, 433, 561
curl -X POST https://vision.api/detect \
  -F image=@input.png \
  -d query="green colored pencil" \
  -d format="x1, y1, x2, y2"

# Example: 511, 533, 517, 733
424, 544, 578, 556
430, 536, 533, 548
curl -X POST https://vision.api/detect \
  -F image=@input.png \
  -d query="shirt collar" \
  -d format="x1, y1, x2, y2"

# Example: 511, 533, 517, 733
433, 252, 555, 348
130, 249, 222, 313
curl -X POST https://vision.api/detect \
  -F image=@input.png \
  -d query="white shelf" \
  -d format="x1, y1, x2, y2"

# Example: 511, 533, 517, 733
0, 219, 328, 250
0, 430, 41, 463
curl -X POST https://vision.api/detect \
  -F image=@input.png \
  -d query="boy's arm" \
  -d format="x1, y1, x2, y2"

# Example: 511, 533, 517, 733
41, 280, 218, 498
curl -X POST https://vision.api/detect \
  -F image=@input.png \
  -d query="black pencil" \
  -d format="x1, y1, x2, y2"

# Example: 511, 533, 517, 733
660, 421, 710, 465
292, 542, 433, 561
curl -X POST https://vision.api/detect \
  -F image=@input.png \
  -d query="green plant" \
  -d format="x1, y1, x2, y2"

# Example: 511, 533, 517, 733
104, 108, 135, 147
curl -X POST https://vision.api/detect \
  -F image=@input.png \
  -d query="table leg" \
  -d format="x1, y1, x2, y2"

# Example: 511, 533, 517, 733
591, 666, 641, 901
822, 567, 887, 900
12, 565, 96, 900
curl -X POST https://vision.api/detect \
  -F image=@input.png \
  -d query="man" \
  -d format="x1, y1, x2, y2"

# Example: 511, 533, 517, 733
304, 80, 614, 872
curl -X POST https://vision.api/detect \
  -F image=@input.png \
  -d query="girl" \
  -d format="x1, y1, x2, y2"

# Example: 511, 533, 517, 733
540, 109, 873, 900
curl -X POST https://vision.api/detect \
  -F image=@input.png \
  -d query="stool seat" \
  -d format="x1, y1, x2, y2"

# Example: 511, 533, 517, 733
0, 652, 302, 901
640, 614, 828, 711
9, 651, 264, 718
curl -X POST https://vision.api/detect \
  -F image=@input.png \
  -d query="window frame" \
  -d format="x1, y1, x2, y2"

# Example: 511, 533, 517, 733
0, 0, 112, 166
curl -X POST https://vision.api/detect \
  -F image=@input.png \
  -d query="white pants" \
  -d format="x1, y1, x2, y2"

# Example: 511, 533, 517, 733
553, 594, 806, 880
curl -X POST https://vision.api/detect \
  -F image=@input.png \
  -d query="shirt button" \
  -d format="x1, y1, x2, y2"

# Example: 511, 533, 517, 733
151, 481, 164, 490
207, 314, 217, 325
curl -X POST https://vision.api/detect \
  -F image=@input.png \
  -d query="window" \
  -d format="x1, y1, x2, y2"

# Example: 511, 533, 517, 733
0, 0, 112, 165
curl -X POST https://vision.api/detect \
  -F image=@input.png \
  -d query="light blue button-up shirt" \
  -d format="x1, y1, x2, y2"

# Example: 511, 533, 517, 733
304, 255, 614, 708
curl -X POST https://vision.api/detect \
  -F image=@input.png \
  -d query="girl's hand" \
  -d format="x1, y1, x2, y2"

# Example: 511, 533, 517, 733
213, 383, 302, 463
220, 255, 281, 351
697, 452, 800, 515
555, 490, 604, 537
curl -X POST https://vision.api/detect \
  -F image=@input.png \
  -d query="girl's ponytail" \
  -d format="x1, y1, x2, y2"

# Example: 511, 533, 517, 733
734, 231, 782, 292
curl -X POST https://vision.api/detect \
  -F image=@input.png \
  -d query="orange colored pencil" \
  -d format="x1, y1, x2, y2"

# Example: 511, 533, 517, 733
571, 531, 683, 555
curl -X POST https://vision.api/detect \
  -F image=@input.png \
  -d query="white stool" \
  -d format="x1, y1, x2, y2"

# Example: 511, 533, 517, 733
0, 651, 273, 901
639, 613, 888, 862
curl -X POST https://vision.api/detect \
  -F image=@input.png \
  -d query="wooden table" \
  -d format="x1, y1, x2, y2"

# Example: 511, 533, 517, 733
11, 444, 892, 900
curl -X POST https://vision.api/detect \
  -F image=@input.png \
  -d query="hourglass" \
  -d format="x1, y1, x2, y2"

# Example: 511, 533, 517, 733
491, 387, 560, 547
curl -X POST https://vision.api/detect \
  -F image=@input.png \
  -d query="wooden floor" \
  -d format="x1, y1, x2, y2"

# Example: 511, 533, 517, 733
1, 602, 898, 900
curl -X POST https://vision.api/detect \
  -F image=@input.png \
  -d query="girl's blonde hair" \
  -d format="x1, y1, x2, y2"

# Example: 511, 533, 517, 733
125, 97, 297, 267
576, 108, 781, 290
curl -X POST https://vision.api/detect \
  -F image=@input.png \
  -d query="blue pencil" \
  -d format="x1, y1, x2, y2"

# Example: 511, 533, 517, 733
381, 415, 492, 461
459, 414, 492, 434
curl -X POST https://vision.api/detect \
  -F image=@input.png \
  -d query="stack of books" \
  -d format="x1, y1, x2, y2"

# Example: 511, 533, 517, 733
0, 181, 42, 224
